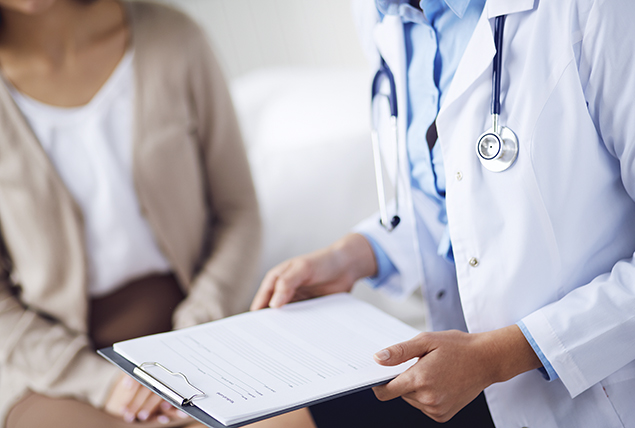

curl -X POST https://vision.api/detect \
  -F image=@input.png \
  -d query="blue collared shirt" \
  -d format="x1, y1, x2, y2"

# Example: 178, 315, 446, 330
368, 0, 483, 286
364, 0, 558, 381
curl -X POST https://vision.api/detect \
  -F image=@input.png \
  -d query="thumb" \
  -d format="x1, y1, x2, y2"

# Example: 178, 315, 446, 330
373, 333, 432, 366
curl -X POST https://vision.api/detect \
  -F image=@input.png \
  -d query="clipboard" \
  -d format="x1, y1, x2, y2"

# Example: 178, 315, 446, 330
98, 346, 392, 428
98, 347, 228, 428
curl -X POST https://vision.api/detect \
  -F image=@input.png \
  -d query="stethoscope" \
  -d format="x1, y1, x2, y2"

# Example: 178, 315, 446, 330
370, 15, 517, 232
370, 56, 401, 231
475, 15, 519, 173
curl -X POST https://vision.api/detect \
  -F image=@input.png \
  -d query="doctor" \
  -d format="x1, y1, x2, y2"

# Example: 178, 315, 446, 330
251, 0, 635, 427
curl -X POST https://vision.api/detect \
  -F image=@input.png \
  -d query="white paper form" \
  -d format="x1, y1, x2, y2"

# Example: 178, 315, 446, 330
113, 293, 421, 426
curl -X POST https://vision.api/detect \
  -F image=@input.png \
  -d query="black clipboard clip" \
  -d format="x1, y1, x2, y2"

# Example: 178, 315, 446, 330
133, 362, 207, 406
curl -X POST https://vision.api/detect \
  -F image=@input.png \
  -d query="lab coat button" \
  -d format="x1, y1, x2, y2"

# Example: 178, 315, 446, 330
456, 171, 463, 181
469, 257, 479, 267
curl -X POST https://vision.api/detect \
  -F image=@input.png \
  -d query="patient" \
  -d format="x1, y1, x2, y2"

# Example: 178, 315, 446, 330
0, 0, 261, 426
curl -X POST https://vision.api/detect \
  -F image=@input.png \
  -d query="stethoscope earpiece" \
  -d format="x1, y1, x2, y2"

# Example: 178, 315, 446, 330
379, 215, 401, 231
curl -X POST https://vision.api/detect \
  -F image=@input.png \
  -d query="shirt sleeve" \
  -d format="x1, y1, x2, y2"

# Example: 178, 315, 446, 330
359, 232, 399, 287
517, 320, 559, 381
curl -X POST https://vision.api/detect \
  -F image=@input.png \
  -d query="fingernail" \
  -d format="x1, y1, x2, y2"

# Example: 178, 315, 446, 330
124, 411, 135, 423
160, 401, 172, 411
158, 415, 171, 424
374, 349, 390, 361
123, 376, 135, 389
177, 410, 189, 419
270, 293, 283, 308
137, 410, 149, 421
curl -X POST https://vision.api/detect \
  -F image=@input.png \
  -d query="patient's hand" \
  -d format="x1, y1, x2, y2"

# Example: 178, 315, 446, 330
105, 373, 190, 423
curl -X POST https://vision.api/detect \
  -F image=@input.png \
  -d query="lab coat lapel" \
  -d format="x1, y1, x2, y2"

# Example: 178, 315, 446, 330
487, 0, 536, 19
439, 0, 537, 117
438, 7, 495, 117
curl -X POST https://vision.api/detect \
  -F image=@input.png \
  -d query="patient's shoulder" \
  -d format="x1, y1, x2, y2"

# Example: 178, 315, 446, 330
127, 1, 209, 53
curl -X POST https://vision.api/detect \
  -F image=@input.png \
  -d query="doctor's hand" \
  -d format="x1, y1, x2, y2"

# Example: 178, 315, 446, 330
372, 325, 542, 423
250, 233, 377, 310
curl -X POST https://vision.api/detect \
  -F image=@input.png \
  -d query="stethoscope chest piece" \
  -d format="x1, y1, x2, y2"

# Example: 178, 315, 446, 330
476, 123, 518, 172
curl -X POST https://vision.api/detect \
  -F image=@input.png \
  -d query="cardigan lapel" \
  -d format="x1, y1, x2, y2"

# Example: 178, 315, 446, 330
0, 82, 83, 217
0, 79, 89, 333
126, 4, 196, 288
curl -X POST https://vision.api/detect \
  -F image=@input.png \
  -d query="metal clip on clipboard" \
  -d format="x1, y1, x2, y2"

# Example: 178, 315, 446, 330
133, 362, 207, 406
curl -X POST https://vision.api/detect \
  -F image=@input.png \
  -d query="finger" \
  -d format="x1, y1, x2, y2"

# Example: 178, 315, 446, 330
104, 374, 141, 417
373, 357, 435, 402
373, 352, 440, 403
123, 385, 153, 422
372, 373, 417, 402
251, 262, 291, 310
250, 284, 274, 311
136, 392, 163, 422
160, 401, 192, 421
373, 333, 432, 366
268, 258, 313, 308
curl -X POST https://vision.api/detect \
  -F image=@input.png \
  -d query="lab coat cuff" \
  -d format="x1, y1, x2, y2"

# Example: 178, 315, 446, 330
517, 320, 559, 381
359, 232, 398, 288
353, 210, 422, 301
521, 310, 589, 398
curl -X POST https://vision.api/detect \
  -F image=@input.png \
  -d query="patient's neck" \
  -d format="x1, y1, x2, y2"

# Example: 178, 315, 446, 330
1, 1, 108, 59
0, 0, 129, 107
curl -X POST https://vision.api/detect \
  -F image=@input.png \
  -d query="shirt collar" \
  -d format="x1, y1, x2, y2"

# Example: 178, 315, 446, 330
376, 0, 472, 20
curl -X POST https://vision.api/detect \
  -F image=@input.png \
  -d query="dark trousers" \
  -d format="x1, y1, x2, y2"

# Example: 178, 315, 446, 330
309, 388, 495, 428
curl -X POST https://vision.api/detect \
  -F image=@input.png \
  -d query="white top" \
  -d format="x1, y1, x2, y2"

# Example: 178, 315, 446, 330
9, 50, 171, 297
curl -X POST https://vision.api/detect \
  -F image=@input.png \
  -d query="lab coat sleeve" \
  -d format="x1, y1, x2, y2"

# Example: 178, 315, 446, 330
354, 187, 452, 301
521, 0, 635, 399
354, 209, 421, 300
517, 321, 559, 381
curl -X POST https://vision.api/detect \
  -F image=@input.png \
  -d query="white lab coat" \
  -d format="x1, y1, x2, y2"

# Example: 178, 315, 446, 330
354, 0, 635, 426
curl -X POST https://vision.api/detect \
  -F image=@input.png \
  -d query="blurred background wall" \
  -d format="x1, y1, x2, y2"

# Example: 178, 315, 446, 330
139, 0, 427, 330
147, 0, 368, 78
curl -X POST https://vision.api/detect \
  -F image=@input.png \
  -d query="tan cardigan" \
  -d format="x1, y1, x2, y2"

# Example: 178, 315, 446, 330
0, 2, 261, 424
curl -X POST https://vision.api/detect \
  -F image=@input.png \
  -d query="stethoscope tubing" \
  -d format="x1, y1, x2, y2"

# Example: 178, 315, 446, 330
370, 58, 401, 231
372, 57, 398, 118
491, 15, 505, 117
371, 14, 517, 232
476, 14, 519, 172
